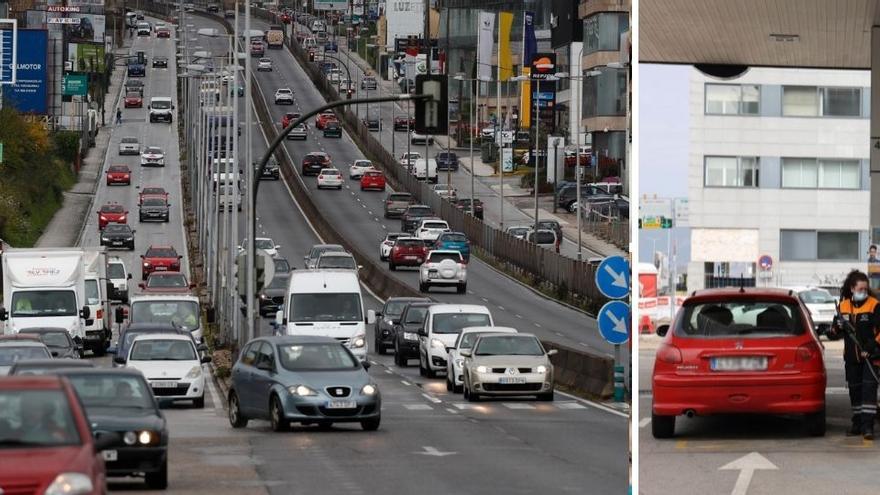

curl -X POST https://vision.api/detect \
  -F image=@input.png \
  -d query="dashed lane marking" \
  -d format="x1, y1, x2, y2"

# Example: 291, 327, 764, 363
403, 403, 433, 411
502, 402, 535, 410
639, 418, 651, 428
422, 393, 442, 404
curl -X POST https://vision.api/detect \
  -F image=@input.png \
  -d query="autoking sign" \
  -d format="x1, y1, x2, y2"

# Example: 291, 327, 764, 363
7, 29, 49, 114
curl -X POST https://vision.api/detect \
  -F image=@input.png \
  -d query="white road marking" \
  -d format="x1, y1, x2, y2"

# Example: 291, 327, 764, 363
639, 417, 651, 427
384, 369, 393, 374
205, 371, 224, 413
719, 452, 778, 495
502, 402, 535, 410
401, 380, 412, 386
553, 390, 629, 418
497, 306, 505, 311
403, 403, 433, 411
515, 314, 523, 319
445, 408, 458, 414
422, 393, 442, 404
451, 403, 480, 410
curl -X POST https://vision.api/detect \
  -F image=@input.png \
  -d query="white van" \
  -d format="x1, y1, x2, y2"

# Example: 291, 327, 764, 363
418, 304, 494, 377
412, 158, 438, 183
311, 20, 326, 33
128, 294, 203, 342
274, 270, 375, 361
82, 248, 111, 356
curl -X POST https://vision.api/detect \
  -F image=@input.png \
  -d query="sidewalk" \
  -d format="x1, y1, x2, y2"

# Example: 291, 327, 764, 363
37, 42, 131, 248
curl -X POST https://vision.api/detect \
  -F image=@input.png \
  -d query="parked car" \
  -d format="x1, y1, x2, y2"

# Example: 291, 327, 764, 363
419, 250, 467, 293
789, 286, 838, 339
461, 333, 556, 401
388, 237, 428, 270
374, 297, 430, 355
106, 164, 132, 185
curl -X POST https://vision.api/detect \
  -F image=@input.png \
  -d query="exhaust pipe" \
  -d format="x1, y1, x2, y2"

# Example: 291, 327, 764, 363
684, 409, 696, 418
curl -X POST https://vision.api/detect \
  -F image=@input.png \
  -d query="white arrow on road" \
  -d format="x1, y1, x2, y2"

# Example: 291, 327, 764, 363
604, 264, 628, 289
719, 452, 777, 495
414, 446, 457, 457
606, 311, 627, 335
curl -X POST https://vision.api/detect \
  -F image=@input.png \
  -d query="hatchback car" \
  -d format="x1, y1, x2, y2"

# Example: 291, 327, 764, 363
139, 195, 170, 222
257, 57, 273, 71
140, 146, 165, 167
302, 152, 331, 176
18, 328, 82, 359
106, 164, 132, 185
152, 55, 168, 67
410, 130, 434, 145
323, 121, 343, 138
141, 245, 182, 279
393, 116, 413, 132
274, 87, 294, 104
228, 336, 381, 431
379, 232, 406, 261
139, 272, 193, 294
415, 219, 451, 241
0, 338, 53, 375
388, 237, 428, 270
316, 111, 337, 129
288, 123, 308, 140
384, 192, 415, 218
447, 326, 518, 393
100, 224, 136, 250
97, 203, 128, 230
360, 170, 386, 191
434, 232, 471, 262
118, 136, 140, 155
317, 168, 343, 189
304, 243, 345, 269
461, 333, 556, 401
374, 297, 430, 355
124, 91, 143, 108
281, 112, 299, 128
315, 252, 359, 271
349, 159, 374, 179
121, 334, 211, 407
651, 287, 826, 438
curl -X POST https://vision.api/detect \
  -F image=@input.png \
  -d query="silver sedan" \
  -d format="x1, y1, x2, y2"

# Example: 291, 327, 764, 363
461, 333, 557, 402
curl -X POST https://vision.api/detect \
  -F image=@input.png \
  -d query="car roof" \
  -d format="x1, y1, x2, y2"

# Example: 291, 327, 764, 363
686, 287, 802, 301
128, 294, 199, 303
0, 375, 67, 390
319, 252, 353, 258
53, 367, 146, 378
476, 332, 537, 340
131, 333, 196, 342
18, 328, 70, 335
12, 359, 93, 369
460, 326, 518, 335
290, 269, 360, 291
256, 335, 341, 345
428, 304, 491, 314
0, 339, 46, 347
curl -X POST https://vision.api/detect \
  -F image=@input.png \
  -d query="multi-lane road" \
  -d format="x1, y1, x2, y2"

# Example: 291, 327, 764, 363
71, 10, 628, 494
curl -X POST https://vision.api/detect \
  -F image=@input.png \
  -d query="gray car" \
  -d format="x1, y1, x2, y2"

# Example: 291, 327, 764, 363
18, 327, 83, 359
258, 273, 289, 316
0, 339, 52, 375
139, 196, 170, 222
304, 243, 345, 268
227, 336, 381, 431
461, 333, 557, 402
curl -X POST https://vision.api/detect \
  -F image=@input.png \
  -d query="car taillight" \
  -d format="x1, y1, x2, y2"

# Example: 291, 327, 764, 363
100, 215, 107, 220
796, 342, 820, 362
656, 343, 682, 364
96, 309, 103, 319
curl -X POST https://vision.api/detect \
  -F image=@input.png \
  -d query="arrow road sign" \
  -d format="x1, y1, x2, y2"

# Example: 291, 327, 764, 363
414, 446, 456, 457
597, 301, 630, 345
596, 255, 630, 299
719, 452, 777, 495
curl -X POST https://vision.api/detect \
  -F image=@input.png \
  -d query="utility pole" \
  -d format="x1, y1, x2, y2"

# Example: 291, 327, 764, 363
245, 0, 256, 345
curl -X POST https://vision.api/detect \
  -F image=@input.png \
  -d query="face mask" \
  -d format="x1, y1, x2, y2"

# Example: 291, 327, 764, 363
854, 291, 868, 302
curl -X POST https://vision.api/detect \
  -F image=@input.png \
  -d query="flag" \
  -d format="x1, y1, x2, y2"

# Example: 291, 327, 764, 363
477, 11, 495, 81
522, 11, 537, 68
498, 11, 513, 81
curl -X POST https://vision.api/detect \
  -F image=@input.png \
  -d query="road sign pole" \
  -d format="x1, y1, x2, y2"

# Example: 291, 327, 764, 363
614, 344, 624, 402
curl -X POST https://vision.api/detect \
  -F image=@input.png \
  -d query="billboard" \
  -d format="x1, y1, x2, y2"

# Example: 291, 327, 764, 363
62, 13, 105, 43
7, 29, 49, 114
313, 0, 348, 10
67, 42, 106, 72
385, 0, 423, 50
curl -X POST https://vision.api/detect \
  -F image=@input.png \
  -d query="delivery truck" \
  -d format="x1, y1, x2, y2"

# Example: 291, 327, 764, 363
266, 25, 284, 49
0, 248, 92, 343
82, 247, 112, 355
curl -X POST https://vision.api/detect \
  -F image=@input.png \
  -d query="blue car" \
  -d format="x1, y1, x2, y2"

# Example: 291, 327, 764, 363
127, 62, 146, 77
324, 41, 338, 53
434, 232, 470, 262
227, 335, 381, 432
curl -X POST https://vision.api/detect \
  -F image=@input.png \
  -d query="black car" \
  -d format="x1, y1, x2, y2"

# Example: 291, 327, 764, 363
127, 62, 146, 77
207, 4, 219, 12
400, 205, 434, 233
257, 273, 289, 316
323, 121, 342, 138
302, 153, 329, 176
224, 9, 235, 18
435, 151, 459, 171
374, 297, 430, 354
392, 302, 434, 365
454, 198, 484, 220
139, 196, 170, 222
364, 117, 381, 132
260, 157, 281, 180
152, 56, 168, 68
56, 369, 169, 489
18, 328, 82, 359
100, 224, 136, 250
8, 358, 94, 375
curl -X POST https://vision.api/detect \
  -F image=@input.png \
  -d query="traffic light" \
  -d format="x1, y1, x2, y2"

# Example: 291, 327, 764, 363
414, 74, 448, 135
137, 51, 145, 65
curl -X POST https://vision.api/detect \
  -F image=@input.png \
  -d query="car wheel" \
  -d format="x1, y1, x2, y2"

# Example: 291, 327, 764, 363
418, 354, 427, 376
805, 407, 826, 437
567, 202, 577, 213
538, 392, 554, 402
446, 376, 452, 391
456, 283, 466, 294
270, 395, 289, 432
360, 416, 380, 431
651, 412, 675, 439
228, 392, 248, 428
193, 395, 205, 408
466, 384, 480, 402
419, 282, 428, 293
145, 460, 168, 489
425, 365, 436, 379
389, 261, 396, 271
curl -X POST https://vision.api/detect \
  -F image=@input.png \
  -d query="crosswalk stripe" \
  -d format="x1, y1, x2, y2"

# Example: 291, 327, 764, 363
502, 402, 536, 410
451, 403, 480, 409
555, 401, 588, 410
403, 404, 433, 411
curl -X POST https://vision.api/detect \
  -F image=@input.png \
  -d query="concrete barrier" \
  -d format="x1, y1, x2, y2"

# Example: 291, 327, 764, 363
542, 340, 615, 400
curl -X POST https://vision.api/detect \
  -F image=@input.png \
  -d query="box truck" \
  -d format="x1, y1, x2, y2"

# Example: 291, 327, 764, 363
83, 247, 112, 355
266, 25, 284, 49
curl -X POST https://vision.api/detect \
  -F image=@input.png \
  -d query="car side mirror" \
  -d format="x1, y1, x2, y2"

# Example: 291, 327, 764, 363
113, 355, 126, 365
0, 308, 7, 321
201, 355, 213, 364
107, 346, 117, 354
115, 306, 125, 324
197, 343, 208, 353
51, 351, 59, 357
362, 360, 371, 370
547, 349, 558, 356
656, 324, 670, 337
127, 273, 133, 280
459, 349, 472, 357
80, 306, 91, 320
445, 346, 454, 353
417, 327, 427, 337
366, 309, 376, 324
147, 105, 151, 109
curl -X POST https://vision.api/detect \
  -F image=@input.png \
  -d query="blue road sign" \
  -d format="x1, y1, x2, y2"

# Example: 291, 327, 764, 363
596, 255, 630, 299
598, 300, 630, 345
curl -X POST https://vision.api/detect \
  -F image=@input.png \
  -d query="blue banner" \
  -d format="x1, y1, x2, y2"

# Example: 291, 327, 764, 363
7, 29, 49, 114
522, 11, 537, 66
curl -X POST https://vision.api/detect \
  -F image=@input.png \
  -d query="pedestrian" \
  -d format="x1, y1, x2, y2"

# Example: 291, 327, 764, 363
116, 108, 122, 125
831, 270, 880, 439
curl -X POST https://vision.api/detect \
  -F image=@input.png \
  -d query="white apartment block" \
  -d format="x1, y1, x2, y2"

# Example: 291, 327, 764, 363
686, 67, 870, 292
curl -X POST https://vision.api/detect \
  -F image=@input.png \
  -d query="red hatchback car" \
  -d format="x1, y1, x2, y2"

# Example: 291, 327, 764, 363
106, 164, 131, 185
140, 245, 182, 279
316, 111, 337, 129
388, 237, 428, 270
651, 287, 826, 438
139, 186, 169, 205
138, 271, 194, 294
281, 112, 301, 128
124, 91, 143, 108
0, 376, 112, 495
360, 170, 386, 191
97, 203, 128, 230
302, 152, 331, 176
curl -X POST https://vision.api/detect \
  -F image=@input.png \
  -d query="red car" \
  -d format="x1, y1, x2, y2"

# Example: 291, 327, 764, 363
360, 170, 386, 191
651, 287, 826, 438
124, 91, 143, 108
388, 237, 428, 270
156, 27, 171, 38
0, 376, 110, 494
302, 151, 331, 176
106, 164, 131, 185
140, 245, 182, 279
281, 112, 302, 128
316, 111, 338, 129
97, 203, 128, 230
393, 116, 414, 131
138, 271, 194, 293
139, 186, 169, 205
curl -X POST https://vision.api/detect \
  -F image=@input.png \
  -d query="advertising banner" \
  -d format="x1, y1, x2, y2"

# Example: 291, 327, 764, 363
497, 11, 513, 81
501, 147, 514, 172
476, 11, 495, 82
67, 42, 106, 72
313, 0, 348, 11
62, 13, 105, 43
7, 29, 49, 114
62, 72, 89, 96
385, 0, 423, 51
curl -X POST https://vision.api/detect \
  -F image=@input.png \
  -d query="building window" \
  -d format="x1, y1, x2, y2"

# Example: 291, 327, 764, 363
704, 156, 759, 187
822, 87, 861, 117
583, 13, 629, 55
782, 86, 863, 117
782, 158, 860, 189
582, 67, 626, 117
781, 230, 861, 261
705, 84, 759, 115
782, 86, 819, 116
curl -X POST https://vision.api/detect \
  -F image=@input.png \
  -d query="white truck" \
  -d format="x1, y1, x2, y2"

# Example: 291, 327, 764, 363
412, 158, 438, 183
0, 249, 93, 345
82, 248, 112, 355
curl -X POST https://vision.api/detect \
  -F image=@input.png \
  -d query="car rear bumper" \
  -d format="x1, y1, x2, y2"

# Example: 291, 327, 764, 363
390, 256, 424, 266
652, 372, 826, 415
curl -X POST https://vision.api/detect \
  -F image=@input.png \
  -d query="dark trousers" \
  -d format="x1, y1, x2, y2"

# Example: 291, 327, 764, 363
846, 361, 879, 432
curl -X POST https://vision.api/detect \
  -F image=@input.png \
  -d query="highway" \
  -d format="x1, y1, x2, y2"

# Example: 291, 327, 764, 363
68, 10, 628, 494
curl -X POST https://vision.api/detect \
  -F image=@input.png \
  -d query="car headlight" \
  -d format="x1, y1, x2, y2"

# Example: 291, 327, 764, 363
403, 331, 417, 341
45, 473, 94, 495
350, 336, 366, 348
289, 384, 317, 396
476, 365, 489, 373
138, 430, 156, 445
361, 384, 377, 396
259, 293, 268, 300
455, 358, 464, 368
536, 365, 548, 374
185, 366, 202, 379
123, 431, 137, 445
101, 236, 109, 242
430, 338, 445, 350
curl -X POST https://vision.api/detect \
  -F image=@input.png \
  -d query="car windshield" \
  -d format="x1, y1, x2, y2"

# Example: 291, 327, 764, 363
440, 234, 467, 243
278, 343, 359, 370
529, 231, 556, 244
290, 293, 363, 322
107, 263, 125, 279
475, 335, 544, 356
354, 161, 371, 167
396, 239, 424, 248
255, 239, 274, 250
130, 301, 199, 331
266, 275, 289, 289
85, 280, 99, 306
458, 332, 495, 349
67, 374, 155, 409
0, 346, 51, 365
147, 274, 187, 288
151, 100, 171, 109
143, 198, 165, 207
0, 390, 81, 448
109, 166, 128, 173
34, 332, 70, 348
318, 256, 356, 269
385, 301, 418, 317
407, 207, 431, 215
675, 300, 805, 338
121, 137, 138, 143
144, 147, 162, 154
101, 205, 124, 213
274, 258, 291, 273
509, 227, 529, 236
800, 290, 835, 304
143, 188, 164, 195
428, 253, 461, 263
126, 92, 140, 99
146, 248, 177, 258
130, 339, 196, 361
11, 290, 77, 317
432, 313, 491, 334
105, 225, 130, 234
423, 222, 447, 229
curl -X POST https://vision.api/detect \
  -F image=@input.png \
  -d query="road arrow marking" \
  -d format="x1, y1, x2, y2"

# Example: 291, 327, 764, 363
415, 446, 457, 457
719, 452, 777, 495
607, 311, 628, 335
604, 264, 628, 288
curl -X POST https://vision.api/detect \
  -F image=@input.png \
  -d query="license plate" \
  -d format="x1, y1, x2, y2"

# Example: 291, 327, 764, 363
155, 266, 167, 271
112, 241, 123, 246
102, 450, 118, 461
499, 377, 527, 384
151, 381, 177, 388
326, 400, 356, 409
711, 357, 768, 371
405, 255, 417, 260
